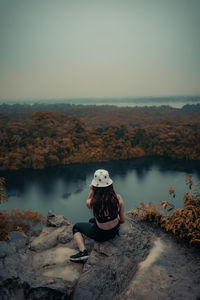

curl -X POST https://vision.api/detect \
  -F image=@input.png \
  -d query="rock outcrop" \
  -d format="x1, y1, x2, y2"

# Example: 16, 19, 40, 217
0, 211, 86, 299
73, 215, 151, 300
0, 211, 199, 300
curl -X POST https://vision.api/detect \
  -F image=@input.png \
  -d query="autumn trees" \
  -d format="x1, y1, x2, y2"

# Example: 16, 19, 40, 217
0, 107, 200, 171
1, 102, 200, 129
0, 103, 200, 243
0, 112, 87, 169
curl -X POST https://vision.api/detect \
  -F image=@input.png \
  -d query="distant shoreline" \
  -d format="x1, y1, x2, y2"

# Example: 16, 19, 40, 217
0, 95, 200, 108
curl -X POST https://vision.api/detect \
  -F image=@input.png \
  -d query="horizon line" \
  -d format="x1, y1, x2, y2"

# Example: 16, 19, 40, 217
0, 94, 200, 101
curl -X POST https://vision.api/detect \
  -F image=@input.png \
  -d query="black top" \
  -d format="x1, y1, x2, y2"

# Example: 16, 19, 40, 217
96, 213, 118, 223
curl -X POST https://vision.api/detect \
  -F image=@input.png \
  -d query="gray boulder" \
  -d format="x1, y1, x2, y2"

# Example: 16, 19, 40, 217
0, 212, 83, 300
46, 210, 70, 227
29, 213, 73, 251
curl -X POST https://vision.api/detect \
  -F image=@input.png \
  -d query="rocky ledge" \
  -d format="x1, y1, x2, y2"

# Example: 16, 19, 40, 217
0, 211, 199, 300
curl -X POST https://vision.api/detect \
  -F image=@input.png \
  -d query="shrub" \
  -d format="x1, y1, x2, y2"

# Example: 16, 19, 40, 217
0, 177, 46, 240
132, 175, 200, 245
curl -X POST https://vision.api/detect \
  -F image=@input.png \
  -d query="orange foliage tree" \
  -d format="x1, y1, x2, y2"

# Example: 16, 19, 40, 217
132, 175, 200, 245
0, 110, 200, 171
0, 177, 46, 240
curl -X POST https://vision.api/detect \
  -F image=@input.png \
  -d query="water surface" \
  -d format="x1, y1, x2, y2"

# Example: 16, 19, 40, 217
0, 157, 200, 224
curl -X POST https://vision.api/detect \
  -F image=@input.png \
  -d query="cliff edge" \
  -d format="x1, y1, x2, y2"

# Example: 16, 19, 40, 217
0, 211, 199, 299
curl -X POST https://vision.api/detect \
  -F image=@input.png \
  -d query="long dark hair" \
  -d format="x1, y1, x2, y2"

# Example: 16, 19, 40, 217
90, 184, 119, 218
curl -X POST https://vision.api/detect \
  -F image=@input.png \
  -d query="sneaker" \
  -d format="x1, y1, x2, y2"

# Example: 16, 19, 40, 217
70, 250, 89, 262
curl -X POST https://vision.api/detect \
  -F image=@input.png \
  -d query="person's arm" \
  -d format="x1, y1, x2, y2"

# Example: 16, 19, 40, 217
117, 194, 126, 223
86, 185, 93, 209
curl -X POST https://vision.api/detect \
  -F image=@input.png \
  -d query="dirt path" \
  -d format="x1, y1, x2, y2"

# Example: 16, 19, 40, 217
117, 226, 200, 300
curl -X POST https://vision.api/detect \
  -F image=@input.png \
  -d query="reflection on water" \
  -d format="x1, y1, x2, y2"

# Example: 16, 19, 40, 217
0, 157, 200, 224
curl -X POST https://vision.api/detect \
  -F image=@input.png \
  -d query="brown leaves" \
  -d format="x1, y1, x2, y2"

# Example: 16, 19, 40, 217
161, 201, 169, 209
161, 200, 175, 212
0, 177, 8, 204
168, 186, 175, 195
136, 202, 163, 223
0, 180, 46, 240
1, 107, 200, 171
0, 208, 46, 241
187, 174, 193, 190
133, 176, 200, 245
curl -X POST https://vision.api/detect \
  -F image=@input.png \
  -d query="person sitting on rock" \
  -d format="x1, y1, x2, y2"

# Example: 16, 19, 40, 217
70, 169, 126, 262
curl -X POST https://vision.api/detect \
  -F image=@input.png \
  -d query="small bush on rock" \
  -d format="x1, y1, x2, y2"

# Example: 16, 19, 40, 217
0, 177, 45, 240
132, 175, 200, 245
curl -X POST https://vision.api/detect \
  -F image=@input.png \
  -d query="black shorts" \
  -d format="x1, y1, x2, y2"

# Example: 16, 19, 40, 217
72, 218, 120, 242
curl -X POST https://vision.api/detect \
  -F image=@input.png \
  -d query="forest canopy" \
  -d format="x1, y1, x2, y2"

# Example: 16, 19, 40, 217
0, 104, 200, 170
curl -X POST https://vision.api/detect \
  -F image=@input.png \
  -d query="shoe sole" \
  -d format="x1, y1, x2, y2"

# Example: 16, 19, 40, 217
70, 255, 89, 262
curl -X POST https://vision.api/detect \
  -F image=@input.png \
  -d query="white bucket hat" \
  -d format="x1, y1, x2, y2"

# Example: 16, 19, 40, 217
91, 169, 113, 187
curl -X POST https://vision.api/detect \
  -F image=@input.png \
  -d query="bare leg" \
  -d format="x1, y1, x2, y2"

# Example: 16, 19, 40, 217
73, 232, 86, 252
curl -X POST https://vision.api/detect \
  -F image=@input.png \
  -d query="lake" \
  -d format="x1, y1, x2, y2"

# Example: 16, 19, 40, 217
83, 101, 200, 109
0, 157, 200, 224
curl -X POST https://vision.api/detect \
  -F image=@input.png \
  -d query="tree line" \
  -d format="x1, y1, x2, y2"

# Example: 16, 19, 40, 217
1, 102, 200, 128
0, 111, 200, 170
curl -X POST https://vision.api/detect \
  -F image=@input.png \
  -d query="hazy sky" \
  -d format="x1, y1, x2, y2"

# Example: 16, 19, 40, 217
0, 0, 200, 99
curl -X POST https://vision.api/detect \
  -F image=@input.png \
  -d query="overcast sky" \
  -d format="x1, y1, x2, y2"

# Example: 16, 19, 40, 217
0, 0, 200, 100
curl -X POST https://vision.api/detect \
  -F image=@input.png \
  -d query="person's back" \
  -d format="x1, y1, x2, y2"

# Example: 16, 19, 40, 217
70, 169, 125, 262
